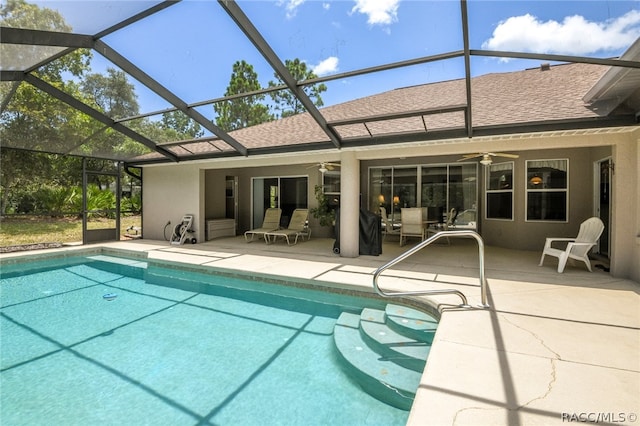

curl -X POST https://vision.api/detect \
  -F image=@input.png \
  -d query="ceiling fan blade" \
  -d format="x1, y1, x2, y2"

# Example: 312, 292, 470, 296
491, 152, 519, 159
458, 153, 482, 161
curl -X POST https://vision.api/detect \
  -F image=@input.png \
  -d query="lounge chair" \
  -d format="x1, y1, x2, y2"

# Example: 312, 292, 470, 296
244, 208, 282, 242
264, 209, 310, 245
539, 217, 605, 273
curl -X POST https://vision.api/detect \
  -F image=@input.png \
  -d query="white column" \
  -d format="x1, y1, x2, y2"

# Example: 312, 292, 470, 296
340, 151, 360, 258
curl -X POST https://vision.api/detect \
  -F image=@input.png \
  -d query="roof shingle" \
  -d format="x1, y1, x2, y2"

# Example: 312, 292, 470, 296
137, 62, 612, 161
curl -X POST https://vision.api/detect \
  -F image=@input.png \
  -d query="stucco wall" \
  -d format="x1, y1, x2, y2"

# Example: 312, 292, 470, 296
611, 137, 640, 281
204, 169, 227, 221
482, 147, 601, 251
142, 164, 204, 242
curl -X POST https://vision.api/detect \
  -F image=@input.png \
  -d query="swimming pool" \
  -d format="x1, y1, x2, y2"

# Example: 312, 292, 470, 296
0, 251, 430, 425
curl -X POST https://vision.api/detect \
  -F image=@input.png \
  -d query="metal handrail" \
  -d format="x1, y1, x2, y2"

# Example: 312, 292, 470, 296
373, 230, 490, 308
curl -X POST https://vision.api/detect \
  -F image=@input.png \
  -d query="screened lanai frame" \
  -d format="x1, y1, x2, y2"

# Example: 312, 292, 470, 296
2, 0, 640, 166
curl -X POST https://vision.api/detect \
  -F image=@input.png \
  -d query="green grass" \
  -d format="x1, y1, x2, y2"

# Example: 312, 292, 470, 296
0, 215, 142, 247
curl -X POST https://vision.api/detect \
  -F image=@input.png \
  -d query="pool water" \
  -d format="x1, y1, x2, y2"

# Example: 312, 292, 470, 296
1, 254, 410, 425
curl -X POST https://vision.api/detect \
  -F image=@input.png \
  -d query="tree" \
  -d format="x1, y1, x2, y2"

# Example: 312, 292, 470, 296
160, 110, 204, 139
269, 58, 327, 118
0, 0, 92, 214
214, 60, 273, 131
78, 68, 152, 158
1, 0, 92, 154
81, 68, 139, 119
0, 0, 91, 83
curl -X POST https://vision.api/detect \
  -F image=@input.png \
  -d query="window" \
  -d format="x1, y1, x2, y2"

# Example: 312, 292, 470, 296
526, 159, 568, 221
322, 171, 340, 194
486, 162, 514, 220
321, 171, 341, 212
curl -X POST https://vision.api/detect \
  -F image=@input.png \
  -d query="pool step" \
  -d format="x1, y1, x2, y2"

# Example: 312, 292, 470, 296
359, 308, 431, 372
333, 304, 438, 411
385, 304, 438, 343
86, 255, 147, 279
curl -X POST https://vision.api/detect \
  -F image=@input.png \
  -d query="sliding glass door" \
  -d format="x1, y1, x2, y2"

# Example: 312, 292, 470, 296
370, 163, 477, 229
446, 164, 477, 227
251, 176, 308, 228
370, 168, 418, 223
421, 166, 447, 222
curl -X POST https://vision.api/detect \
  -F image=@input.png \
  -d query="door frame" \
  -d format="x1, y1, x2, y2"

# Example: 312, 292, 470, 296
593, 157, 612, 257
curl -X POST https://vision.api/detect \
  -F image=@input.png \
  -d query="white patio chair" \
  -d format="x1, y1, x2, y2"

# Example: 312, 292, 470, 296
538, 217, 605, 273
426, 208, 457, 245
380, 206, 400, 241
399, 207, 425, 247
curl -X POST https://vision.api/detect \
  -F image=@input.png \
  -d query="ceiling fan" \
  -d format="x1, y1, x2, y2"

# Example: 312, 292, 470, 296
457, 152, 519, 166
307, 162, 340, 173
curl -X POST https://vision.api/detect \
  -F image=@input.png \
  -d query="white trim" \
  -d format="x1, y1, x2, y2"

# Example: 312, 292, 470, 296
593, 156, 612, 255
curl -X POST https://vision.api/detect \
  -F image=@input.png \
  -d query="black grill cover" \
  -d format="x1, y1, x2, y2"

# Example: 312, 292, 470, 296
333, 209, 382, 256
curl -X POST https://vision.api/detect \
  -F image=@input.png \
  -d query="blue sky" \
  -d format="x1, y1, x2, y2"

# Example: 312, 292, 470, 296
36, 0, 640, 118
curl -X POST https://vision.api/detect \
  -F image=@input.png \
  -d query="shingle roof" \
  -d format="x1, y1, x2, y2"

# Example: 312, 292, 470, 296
140, 62, 615, 162
334, 62, 609, 130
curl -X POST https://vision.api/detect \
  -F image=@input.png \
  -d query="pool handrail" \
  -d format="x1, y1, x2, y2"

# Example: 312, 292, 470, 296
372, 230, 490, 308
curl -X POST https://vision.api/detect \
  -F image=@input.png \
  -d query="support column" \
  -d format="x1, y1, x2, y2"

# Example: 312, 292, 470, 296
340, 151, 360, 258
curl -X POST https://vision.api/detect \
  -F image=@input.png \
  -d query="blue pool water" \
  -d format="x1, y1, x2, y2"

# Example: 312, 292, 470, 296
1, 254, 410, 425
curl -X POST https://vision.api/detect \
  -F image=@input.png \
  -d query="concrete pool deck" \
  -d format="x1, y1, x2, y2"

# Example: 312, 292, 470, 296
1, 236, 638, 425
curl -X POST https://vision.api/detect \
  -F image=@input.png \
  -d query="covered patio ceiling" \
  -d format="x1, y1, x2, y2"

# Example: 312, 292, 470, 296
1, 0, 639, 165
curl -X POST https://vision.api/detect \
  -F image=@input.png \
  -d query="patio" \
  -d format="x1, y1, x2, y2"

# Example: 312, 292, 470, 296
5, 236, 634, 425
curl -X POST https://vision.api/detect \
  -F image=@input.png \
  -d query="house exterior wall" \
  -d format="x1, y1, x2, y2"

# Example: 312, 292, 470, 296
354, 129, 637, 279
360, 147, 602, 252
482, 147, 597, 251
140, 128, 638, 280
204, 169, 227, 221
611, 136, 640, 281
142, 164, 204, 243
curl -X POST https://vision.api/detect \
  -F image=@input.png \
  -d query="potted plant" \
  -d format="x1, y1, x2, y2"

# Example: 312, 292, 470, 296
310, 184, 336, 228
